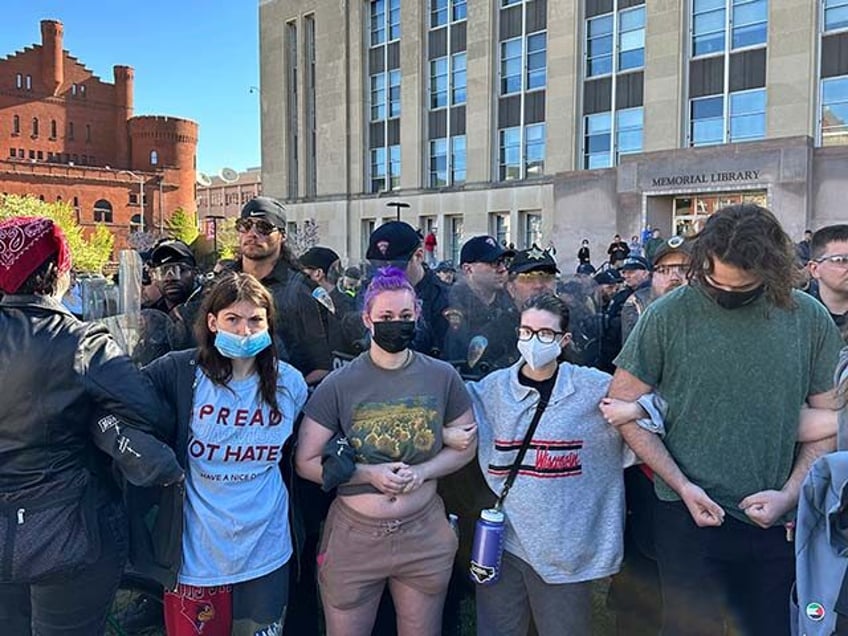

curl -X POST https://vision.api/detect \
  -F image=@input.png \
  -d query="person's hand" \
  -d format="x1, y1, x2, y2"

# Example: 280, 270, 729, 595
364, 462, 411, 495
443, 423, 478, 451
738, 490, 795, 529
396, 466, 425, 494
680, 482, 725, 527
598, 397, 645, 427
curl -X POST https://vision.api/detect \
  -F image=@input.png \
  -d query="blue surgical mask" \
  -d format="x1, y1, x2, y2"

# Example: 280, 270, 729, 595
214, 329, 272, 359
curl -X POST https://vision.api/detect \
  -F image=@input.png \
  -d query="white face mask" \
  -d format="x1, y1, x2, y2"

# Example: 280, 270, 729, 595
517, 337, 562, 371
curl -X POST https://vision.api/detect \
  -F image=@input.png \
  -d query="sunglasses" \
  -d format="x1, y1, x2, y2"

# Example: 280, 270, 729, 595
236, 218, 280, 236
150, 263, 192, 281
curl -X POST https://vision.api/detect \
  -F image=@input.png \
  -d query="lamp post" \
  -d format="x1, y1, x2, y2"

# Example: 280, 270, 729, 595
386, 200, 409, 221
119, 170, 145, 233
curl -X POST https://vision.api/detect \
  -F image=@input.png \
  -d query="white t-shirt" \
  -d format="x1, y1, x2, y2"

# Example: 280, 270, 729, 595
179, 361, 308, 586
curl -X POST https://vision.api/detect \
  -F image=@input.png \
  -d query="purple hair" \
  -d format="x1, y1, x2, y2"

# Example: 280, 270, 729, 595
363, 266, 418, 314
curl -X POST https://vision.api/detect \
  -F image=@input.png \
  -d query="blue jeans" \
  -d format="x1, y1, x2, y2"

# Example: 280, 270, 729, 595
0, 500, 128, 636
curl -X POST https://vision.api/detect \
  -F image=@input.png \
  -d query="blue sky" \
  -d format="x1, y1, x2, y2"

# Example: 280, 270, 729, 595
0, 0, 260, 175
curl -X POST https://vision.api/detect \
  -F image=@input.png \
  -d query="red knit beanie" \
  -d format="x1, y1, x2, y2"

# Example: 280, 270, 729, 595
0, 216, 72, 294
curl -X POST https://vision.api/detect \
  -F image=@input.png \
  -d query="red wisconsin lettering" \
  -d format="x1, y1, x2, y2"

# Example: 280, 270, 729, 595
217, 408, 230, 426
198, 404, 214, 420
234, 409, 248, 427
535, 448, 581, 471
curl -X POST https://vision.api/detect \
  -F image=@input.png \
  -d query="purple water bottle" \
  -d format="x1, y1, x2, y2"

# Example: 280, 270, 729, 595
469, 508, 505, 585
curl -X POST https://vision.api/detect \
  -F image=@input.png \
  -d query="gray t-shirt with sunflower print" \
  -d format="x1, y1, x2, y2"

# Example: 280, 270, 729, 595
304, 350, 472, 495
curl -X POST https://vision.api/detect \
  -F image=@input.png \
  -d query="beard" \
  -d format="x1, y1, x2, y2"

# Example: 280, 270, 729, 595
240, 241, 279, 261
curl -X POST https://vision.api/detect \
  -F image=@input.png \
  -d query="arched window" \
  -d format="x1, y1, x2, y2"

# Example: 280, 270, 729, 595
25, 75, 32, 91
150, 150, 159, 165
15, 73, 22, 89
85, 124, 91, 142
12, 115, 19, 135
93, 199, 113, 224
51, 120, 57, 139
32, 118, 39, 137
68, 122, 74, 140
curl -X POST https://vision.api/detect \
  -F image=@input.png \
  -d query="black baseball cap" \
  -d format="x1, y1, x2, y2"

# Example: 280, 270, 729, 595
509, 247, 559, 275
366, 221, 422, 262
460, 236, 514, 265
619, 255, 651, 271
651, 236, 691, 267
300, 247, 340, 273
240, 196, 287, 229
593, 269, 623, 285
435, 260, 456, 273
149, 239, 196, 268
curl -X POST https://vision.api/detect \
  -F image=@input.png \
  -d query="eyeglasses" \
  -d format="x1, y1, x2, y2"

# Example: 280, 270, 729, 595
516, 326, 564, 344
814, 254, 848, 268
235, 218, 280, 236
150, 263, 192, 281
654, 265, 688, 276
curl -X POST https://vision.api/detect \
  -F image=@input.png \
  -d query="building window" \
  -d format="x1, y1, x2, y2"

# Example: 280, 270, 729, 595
71, 84, 77, 97
12, 115, 19, 135
825, 0, 848, 32
616, 107, 644, 160
821, 75, 848, 145
50, 120, 57, 138
690, 95, 725, 146
586, 14, 613, 77
431, 0, 448, 27
619, 7, 646, 70
9, 148, 15, 158
150, 150, 159, 165
584, 113, 611, 169
15, 73, 22, 89
490, 213, 511, 247
453, 0, 467, 21
448, 215, 464, 264
286, 20, 299, 199
500, 38, 523, 94
526, 33, 547, 90
31, 118, 38, 137
729, 89, 766, 141
86, 124, 91, 142
37, 151, 43, 160
25, 75, 32, 91
452, 52, 467, 105
692, 0, 767, 57
305, 13, 317, 198
369, 0, 401, 193
525, 123, 545, 177
79, 84, 86, 98
93, 199, 113, 223
521, 211, 542, 249
29, 150, 36, 160
430, 138, 448, 187
499, 126, 521, 181
68, 122, 74, 140
430, 58, 449, 109
451, 135, 466, 184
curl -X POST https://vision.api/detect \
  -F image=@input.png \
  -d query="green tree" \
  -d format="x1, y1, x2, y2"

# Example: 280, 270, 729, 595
0, 194, 114, 273
166, 208, 200, 245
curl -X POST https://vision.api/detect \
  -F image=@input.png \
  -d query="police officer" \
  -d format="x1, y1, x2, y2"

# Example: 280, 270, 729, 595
365, 221, 450, 357
597, 255, 651, 372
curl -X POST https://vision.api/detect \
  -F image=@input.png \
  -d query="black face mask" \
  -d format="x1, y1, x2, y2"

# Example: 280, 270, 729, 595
372, 320, 416, 353
703, 279, 765, 310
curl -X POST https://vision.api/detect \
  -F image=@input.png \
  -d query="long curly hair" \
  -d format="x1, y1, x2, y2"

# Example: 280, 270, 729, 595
195, 272, 279, 411
688, 203, 801, 310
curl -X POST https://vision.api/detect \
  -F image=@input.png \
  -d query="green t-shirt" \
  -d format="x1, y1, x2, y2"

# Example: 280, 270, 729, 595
615, 285, 843, 523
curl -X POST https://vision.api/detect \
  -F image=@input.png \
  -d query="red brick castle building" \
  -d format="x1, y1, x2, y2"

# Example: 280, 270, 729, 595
0, 19, 198, 248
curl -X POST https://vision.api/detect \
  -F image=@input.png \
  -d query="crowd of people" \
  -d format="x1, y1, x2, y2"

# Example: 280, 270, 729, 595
0, 198, 846, 636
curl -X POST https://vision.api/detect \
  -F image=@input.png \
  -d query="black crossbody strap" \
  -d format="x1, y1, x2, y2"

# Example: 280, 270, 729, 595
495, 398, 548, 509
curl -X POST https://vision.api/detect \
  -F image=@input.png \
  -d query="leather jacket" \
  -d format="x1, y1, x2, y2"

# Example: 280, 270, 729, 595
0, 294, 168, 494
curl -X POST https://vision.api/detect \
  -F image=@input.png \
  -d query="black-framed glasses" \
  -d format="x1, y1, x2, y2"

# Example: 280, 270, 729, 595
235, 218, 280, 236
814, 254, 848, 268
516, 326, 564, 344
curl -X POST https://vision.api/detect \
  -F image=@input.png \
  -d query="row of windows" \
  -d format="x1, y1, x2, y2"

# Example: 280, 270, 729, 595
8, 147, 96, 165
11, 116, 92, 142
13, 74, 87, 97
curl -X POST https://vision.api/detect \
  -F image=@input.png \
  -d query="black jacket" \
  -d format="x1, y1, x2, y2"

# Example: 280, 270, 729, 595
125, 350, 307, 590
0, 295, 168, 495
237, 259, 332, 377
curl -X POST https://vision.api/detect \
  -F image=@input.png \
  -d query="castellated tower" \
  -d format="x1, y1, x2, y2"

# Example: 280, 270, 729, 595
128, 115, 199, 217
113, 65, 134, 168
40, 20, 63, 95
